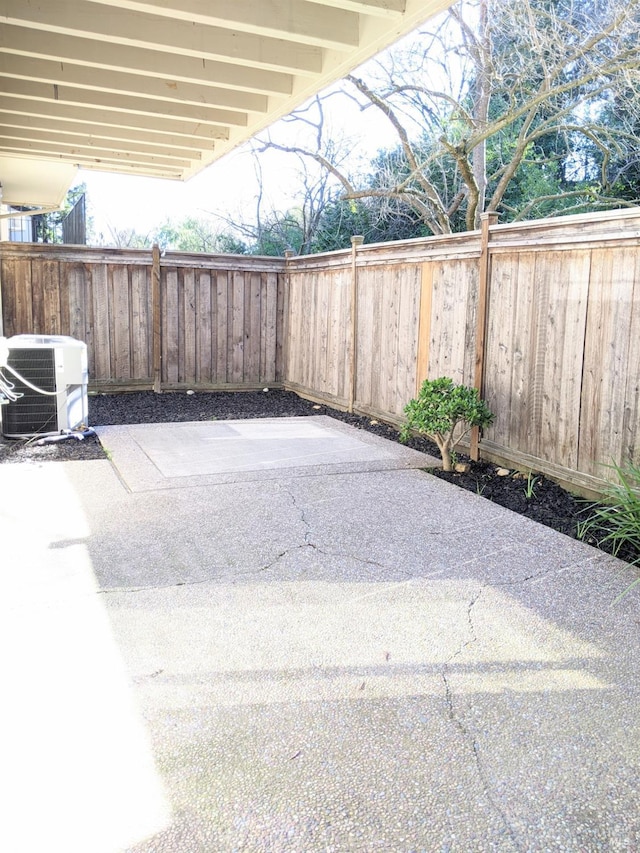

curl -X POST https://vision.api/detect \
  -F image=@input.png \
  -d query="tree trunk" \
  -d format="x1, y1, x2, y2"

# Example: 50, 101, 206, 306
438, 438, 453, 471
472, 0, 490, 229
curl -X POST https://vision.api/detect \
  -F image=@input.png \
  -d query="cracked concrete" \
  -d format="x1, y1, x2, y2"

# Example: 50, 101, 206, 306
3, 422, 640, 853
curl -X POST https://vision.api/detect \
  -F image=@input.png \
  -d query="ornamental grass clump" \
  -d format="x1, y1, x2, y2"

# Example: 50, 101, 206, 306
577, 462, 640, 598
400, 377, 494, 471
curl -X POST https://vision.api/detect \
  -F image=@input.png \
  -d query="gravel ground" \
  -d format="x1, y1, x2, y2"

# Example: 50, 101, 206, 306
0, 388, 630, 564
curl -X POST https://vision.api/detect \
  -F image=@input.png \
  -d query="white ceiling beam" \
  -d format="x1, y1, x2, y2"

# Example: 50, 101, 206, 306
0, 138, 194, 169
67, 160, 184, 178
0, 126, 203, 161
315, 0, 406, 15
1, 80, 250, 127
0, 146, 189, 175
2, 1, 324, 75
88, 0, 360, 50
0, 96, 230, 141
0, 26, 294, 96
0, 113, 213, 153
0, 55, 269, 114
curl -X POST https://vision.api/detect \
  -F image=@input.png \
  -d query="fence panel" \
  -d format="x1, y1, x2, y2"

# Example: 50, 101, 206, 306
578, 245, 640, 479
0, 244, 285, 390
355, 263, 422, 419
426, 257, 478, 387
482, 211, 640, 490
286, 260, 351, 405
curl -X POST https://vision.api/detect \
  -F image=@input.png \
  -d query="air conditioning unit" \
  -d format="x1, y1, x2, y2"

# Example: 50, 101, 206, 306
2, 335, 88, 438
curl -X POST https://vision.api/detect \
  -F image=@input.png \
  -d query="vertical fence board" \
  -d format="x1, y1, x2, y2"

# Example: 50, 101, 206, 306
275, 271, 287, 382
230, 271, 245, 383
287, 271, 302, 385
40, 260, 61, 335
58, 259, 71, 333
176, 268, 185, 383
130, 266, 151, 381
30, 259, 44, 333
368, 268, 383, 410
91, 264, 111, 381
111, 265, 131, 380
215, 271, 228, 383
484, 253, 521, 450
163, 268, 179, 384
296, 273, 310, 389
621, 250, 640, 465
263, 272, 278, 383
416, 263, 433, 394
396, 265, 421, 414
196, 270, 212, 384
362, 268, 377, 408
339, 269, 352, 402
83, 263, 96, 379
182, 268, 197, 385
462, 263, 479, 388
307, 271, 316, 390
245, 271, 262, 382
355, 267, 373, 409
65, 263, 86, 343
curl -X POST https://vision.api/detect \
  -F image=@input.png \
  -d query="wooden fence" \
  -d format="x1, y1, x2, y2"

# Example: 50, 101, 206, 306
0, 244, 286, 389
284, 209, 640, 493
1, 207, 639, 494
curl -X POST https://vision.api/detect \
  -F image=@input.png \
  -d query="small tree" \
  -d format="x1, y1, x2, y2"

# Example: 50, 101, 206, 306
400, 377, 494, 471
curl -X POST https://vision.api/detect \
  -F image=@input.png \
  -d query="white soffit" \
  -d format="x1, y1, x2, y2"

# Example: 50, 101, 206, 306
0, 156, 77, 208
0, 1, 454, 205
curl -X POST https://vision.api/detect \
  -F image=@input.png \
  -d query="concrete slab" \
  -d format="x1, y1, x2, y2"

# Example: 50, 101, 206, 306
94, 416, 439, 491
3, 423, 640, 853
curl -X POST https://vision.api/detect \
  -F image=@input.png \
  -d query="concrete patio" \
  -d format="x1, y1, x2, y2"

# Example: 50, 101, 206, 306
3, 417, 640, 852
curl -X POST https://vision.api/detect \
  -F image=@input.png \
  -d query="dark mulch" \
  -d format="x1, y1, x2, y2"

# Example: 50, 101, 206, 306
431, 462, 585, 538
0, 388, 632, 565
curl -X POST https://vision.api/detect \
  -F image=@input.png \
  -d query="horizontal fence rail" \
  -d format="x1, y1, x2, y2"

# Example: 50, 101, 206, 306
2, 206, 639, 495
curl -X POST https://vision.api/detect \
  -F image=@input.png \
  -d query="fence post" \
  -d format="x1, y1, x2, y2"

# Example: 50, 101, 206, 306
470, 212, 498, 460
152, 243, 162, 393
349, 235, 364, 413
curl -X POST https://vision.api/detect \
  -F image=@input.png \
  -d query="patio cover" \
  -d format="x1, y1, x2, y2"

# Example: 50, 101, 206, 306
0, 0, 454, 208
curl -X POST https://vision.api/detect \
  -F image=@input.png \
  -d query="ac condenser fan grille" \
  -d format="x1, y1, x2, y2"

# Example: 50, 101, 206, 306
4, 349, 58, 435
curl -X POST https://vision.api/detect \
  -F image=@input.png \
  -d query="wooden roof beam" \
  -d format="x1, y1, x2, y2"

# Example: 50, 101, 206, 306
0, 55, 269, 114
0, 113, 214, 153
89, 0, 361, 50
2, 148, 184, 179
2, 0, 324, 75
0, 136, 191, 171
0, 127, 205, 161
1, 80, 250, 127
318, 0, 406, 14
0, 27, 294, 96
0, 96, 230, 140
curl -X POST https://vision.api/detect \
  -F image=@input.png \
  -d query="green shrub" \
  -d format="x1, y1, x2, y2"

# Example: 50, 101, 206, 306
400, 377, 494, 471
577, 462, 640, 599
